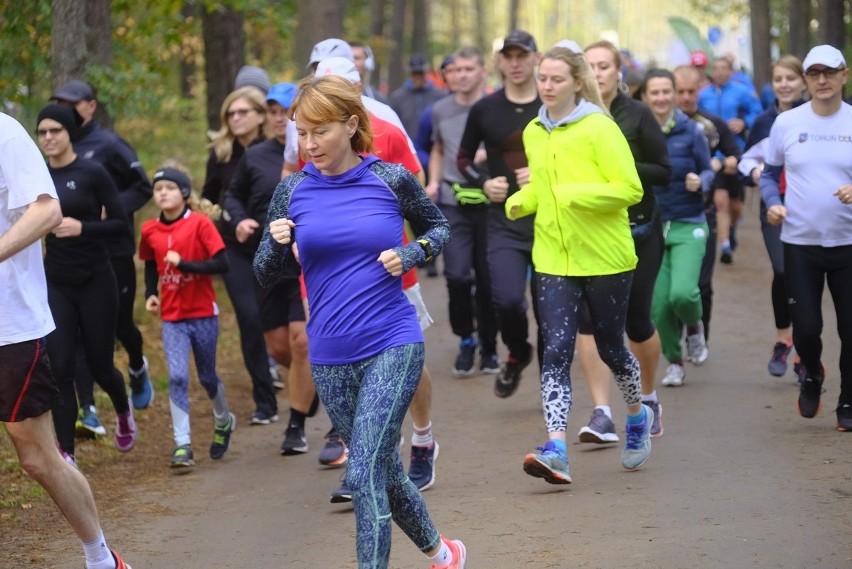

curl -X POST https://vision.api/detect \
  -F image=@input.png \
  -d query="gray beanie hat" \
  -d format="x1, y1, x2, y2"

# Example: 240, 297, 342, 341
235, 65, 271, 94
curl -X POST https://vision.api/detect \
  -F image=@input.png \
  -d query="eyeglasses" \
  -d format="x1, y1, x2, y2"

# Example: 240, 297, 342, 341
804, 67, 846, 78
226, 108, 257, 119
36, 127, 65, 137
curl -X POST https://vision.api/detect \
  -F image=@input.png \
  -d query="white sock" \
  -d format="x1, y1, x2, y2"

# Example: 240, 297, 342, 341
428, 540, 451, 568
83, 531, 115, 569
595, 405, 612, 419
411, 422, 433, 447
642, 391, 658, 403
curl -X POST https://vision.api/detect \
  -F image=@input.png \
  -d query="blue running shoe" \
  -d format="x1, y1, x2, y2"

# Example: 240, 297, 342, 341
523, 440, 572, 484
408, 442, 439, 491
76, 405, 106, 437
330, 469, 352, 504
128, 356, 154, 410
622, 404, 653, 470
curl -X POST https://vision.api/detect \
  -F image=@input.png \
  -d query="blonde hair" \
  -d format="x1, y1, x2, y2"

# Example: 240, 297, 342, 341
207, 86, 267, 163
289, 75, 373, 155
539, 46, 609, 116
773, 54, 804, 78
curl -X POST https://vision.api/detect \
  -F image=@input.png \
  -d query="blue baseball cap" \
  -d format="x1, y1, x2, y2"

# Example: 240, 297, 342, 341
267, 82, 297, 109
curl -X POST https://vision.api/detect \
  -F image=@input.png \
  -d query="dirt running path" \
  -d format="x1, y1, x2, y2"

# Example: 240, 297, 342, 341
9, 199, 852, 568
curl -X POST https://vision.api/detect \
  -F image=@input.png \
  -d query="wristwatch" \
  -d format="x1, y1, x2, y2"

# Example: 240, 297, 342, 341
416, 239, 434, 262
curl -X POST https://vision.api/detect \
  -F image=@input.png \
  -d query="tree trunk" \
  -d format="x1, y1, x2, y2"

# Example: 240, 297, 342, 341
817, 0, 845, 50
202, 4, 246, 132
509, 0, 520, 32
179, 2, 199, 101
411, 0, 427, 56
474, 0, 486, 54
50, 0, 87, 87
389, 0, 407, 92
295, 0, 345, 72
787, 0, 811, 58
85, 0, 114, 127
369, 0, 387, 94
749, 0, 771, 90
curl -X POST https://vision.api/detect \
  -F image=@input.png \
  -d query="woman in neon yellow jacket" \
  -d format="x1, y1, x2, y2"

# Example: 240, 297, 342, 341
506, 45, 654, 485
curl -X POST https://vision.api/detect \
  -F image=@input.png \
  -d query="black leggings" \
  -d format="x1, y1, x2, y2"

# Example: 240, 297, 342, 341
760, 200, 791, 330
47, 267, 130, 455
75, 254, 145, 408
784, 243, 852, 406
578, 215, 663, 342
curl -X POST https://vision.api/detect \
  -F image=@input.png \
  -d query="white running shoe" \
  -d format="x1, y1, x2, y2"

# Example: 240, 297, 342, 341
661, 363, 685, 387
685, 322, 709, 365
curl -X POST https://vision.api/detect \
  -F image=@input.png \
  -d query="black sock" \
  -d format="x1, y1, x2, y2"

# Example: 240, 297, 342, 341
289, 408, 307, 428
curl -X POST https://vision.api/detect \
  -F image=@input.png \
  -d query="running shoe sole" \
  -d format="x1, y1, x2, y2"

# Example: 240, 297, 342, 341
522, 454, 572, 484
578, 427, 619, 444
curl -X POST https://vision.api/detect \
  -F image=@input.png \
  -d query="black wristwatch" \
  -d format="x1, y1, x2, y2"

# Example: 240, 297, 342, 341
416, 239, 434, 263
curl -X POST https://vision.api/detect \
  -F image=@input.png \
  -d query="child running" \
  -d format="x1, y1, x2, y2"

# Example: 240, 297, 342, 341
139, 165, 235, 469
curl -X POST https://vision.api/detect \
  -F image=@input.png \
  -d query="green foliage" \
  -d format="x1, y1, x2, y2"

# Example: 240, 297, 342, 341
0, 0, 52, 121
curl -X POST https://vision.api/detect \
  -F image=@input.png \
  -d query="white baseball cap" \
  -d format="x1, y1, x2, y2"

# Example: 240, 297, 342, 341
802, 45, 846, 71
554, 39, 582, 53
308, 38, 354, 68
315, 57, 361, 85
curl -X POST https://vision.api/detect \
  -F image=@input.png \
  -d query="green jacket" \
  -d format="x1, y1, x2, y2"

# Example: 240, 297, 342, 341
506, 104, 642, 277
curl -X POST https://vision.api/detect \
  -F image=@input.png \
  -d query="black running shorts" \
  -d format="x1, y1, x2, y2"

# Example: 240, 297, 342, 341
0, 338, 60, 423
258, 277, 306, 331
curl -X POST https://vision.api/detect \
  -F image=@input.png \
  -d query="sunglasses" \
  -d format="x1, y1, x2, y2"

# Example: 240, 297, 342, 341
804, 67, 846, 78
36, 127, 65, 137
226, 108, 257, 119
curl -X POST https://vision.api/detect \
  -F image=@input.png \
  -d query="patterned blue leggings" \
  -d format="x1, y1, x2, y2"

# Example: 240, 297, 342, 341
163, 317, 228, 446
312, 343, 440, 569
536, 272, 642, 432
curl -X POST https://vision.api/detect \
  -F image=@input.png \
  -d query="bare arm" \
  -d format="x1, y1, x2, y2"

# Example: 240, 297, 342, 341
0, 195, 61, 262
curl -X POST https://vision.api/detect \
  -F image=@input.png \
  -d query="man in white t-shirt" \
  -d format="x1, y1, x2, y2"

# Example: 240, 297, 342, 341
760, 44, 852, 432
0, 113, 131, 569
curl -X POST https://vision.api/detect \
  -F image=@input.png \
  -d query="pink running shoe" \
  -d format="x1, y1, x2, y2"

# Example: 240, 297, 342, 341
112, 549, 133, 569
114, 404, 137, 452
430, 536, 466, 569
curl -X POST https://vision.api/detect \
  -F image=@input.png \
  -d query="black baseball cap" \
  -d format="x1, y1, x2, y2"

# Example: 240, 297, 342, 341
51, 79, 96, 103
500, 30, 537, 54
408, 53, 430, 72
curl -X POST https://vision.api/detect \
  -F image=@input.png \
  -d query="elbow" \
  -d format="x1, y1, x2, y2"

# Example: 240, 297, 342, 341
46, 199, 63, 230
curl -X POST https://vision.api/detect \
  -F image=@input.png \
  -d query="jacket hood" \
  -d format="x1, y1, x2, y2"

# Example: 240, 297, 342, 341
302, 153, 380, 185
537, 99, 603, 132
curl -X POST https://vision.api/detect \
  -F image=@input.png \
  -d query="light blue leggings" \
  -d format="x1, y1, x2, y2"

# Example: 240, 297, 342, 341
312, 343, 441, 569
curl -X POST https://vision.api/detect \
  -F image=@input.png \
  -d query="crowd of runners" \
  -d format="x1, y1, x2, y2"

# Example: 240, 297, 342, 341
1, 27, 850, 569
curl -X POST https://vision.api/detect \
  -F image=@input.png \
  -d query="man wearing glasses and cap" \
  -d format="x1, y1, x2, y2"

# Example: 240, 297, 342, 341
760, 44, 852, 432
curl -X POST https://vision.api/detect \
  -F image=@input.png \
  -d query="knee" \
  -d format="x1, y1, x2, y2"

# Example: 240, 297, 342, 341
290, 330, 309, 360
16, 444, 55, 483
625, 321, 655, 344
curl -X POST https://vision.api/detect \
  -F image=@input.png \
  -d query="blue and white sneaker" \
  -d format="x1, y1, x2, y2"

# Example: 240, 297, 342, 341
622, 404, 654, 470
129, 356, 154, 410
523, 440, 572, 484
76, 405, 107, 437
408, 442, 439, 491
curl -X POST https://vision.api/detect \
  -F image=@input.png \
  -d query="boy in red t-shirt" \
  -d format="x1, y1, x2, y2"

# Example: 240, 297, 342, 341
139, 166, 235, 469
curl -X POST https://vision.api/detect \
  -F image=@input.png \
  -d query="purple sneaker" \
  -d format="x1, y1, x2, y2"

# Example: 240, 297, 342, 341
115, 403, 137, 452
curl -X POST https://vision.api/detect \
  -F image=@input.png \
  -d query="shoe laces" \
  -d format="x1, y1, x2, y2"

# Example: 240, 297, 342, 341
535, 440, 565, 460
771, 342, 791, 362
410, 445, 432, 463
213, 419, 232, 443
625, 416, 647, 450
